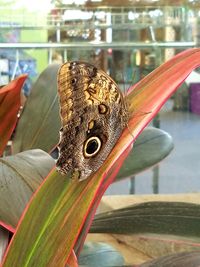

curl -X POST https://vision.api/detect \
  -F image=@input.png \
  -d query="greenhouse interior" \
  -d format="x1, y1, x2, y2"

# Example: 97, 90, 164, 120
1, 0, 200, 266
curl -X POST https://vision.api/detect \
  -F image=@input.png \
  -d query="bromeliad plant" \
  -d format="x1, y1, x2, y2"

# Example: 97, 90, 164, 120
0, 48, 200, 266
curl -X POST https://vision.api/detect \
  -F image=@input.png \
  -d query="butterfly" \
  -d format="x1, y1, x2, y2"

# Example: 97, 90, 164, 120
56, 61, 129, 181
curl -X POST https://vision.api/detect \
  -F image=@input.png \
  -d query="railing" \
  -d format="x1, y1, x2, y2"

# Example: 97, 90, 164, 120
0, 41, 196, 49
0, 6, 188, 30
0, 42, 195, 65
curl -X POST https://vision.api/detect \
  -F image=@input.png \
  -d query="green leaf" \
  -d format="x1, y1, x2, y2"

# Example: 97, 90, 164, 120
0, 75, 27, 156
140, 251, 200, 267
116, 127, 173, 180
79, 242, 124, 267
0, 150, 55, 232
91, 195, 200, 263
3, 49, 200, 266
90, 201, 200, 237
13, 64, 61, 154
1, 169, 104, 267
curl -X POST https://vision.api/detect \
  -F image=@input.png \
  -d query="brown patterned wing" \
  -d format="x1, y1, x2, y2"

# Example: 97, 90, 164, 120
56, 61, 128, 181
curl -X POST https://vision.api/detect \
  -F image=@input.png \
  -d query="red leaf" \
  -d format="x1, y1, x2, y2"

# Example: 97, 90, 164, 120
75, 48, 200, 252
0, 75, 27, 156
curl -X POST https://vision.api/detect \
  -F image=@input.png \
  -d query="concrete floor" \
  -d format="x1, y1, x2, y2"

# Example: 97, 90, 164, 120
106, 100, 200, 195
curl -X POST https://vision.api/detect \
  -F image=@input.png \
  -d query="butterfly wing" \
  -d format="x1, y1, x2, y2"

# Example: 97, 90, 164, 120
56, 61, 128, 181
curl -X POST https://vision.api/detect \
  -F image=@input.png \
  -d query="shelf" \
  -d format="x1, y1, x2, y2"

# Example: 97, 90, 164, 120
0, 42, 195, 50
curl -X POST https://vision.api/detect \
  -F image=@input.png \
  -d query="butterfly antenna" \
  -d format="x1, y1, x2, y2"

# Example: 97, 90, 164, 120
121, 67, 136, 141
110, 58, 135, 141
121, 69, 126, 97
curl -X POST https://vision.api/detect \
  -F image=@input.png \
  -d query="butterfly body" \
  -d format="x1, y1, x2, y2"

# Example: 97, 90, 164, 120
56, 61, 128, 181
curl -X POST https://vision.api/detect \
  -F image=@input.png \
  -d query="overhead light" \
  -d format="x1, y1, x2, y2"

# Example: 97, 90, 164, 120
149, 9, 163, 18
62, 0, 86, 4
95, 11, 106, 20
128, 11, 139, 20
63, 10, 93, 20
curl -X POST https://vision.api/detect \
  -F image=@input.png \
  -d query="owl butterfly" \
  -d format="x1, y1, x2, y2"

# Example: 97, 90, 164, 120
56, 61, 129, 181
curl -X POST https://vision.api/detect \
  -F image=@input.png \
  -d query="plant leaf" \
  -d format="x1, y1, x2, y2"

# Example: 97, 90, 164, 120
0, 127, 173, 234
0, 75, 27, 156
73, 48, 200, 255
3, 48, 200, 266
125, 48, 200, 144
0, 126, 173, 233
1, 149, 129, 267
116, 127, 173, 180
66, 250, 78, 267
0, 149, 55, 232
0, 126, 172, 237
89, 195, 200, 264
140, 251, 200, 267
12, 64, 61, 154
90, 201, 200, 236
87, 232, 200, 265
